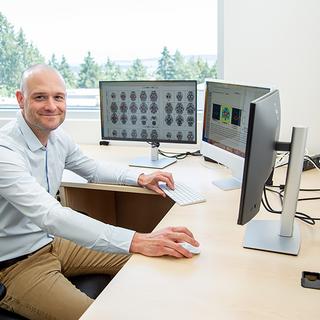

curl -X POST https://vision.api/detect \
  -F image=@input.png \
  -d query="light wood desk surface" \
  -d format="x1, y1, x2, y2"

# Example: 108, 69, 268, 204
61, 144, 320, 320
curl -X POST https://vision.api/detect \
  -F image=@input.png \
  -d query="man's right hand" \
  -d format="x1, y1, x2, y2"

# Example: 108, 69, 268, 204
129, 226, 199, 258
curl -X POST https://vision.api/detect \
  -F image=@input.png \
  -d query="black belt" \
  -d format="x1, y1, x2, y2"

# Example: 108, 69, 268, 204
0, 254, 29, 270
0, 243, 50, 270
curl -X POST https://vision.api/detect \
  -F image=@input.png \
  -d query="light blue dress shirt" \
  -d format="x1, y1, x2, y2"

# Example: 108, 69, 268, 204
0, 112, 141, 261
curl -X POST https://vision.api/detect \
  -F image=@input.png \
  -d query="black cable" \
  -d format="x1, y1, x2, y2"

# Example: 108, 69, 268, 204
298, 197, 320, 202
262, 186, 320, 225
304, 155, 320, 169
275, 162, 288, 168
275, 152, 289, 168
266, 185, 320, 203
158, 149, 202, 160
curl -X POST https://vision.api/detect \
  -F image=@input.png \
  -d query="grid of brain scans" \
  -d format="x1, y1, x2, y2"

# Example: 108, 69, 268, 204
99, 81, 197, 143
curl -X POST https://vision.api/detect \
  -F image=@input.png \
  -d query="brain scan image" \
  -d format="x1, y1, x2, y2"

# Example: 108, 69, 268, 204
151, 115, 157, 126
120, 91, 126, 100
175, 115, 184, 126
110, 102, 118, 113
111, 113, 118, 124
120, 102, 128, 113
187, 91, 194, 101
120, 113, 128, 124
165, 102, 173, 114
130, 114, 138, 124
165, 114, 173, 126
175, 103, 184, 114
150, 129, 158, 140
166, 92, 172, 100
130, 102, 138, 113
187, 131, 194, 141
140, 115, 147, 125
111, 92, 116, 99
186, 103, 195, 114
187, 116, 194, 127
130, 91, 137, 101
150, 90, 158, 101
112, 129, 118, 137
166, 132, 172, 139
140, 129, 148, 139
150, 103, 158, 114
176, 131, 183, 140
121, 129, 127, 138
139, 103, 148, 113
176, 91, 183, 101
140, 90, 147, 101
131, 129, 138, 139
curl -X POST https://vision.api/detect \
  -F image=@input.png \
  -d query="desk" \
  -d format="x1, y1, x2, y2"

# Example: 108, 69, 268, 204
61, 144, 320, 320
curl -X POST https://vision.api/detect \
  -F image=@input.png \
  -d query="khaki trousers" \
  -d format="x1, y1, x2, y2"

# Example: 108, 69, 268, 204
0, 237, 130, 320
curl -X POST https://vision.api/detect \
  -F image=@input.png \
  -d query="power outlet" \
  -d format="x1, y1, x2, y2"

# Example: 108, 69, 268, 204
303, 154, 320, 171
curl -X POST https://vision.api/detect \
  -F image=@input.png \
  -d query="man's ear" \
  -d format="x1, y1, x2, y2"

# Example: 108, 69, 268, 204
16, 91, 25, 110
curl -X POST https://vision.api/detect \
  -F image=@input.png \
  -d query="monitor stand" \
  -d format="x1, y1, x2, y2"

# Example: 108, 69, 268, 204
212, 177, 241, 191
243, 127, 308, 255
129, 142, 177, 169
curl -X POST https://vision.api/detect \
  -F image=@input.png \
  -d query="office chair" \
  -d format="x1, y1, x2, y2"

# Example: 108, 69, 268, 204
0, 274, 111, 320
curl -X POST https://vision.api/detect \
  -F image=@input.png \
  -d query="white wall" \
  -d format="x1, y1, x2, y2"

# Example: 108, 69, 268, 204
222, 0, 320, 154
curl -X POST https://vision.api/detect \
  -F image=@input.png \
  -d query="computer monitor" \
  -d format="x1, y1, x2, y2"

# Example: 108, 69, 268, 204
99, 80, 197, 168
201, 80, 270, 190
237, 89, 308, 255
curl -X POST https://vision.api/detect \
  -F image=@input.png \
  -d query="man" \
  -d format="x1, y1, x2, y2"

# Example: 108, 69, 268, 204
0, 64, 199, 320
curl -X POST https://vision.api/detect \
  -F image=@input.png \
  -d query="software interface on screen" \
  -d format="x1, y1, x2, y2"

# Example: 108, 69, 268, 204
100, 81, 197, 144
202, 82, 270, 158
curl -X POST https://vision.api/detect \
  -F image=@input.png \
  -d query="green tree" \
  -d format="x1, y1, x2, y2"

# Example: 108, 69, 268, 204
172, 50, 187, 80
77, 51, 101, 88
189, 57, 210, 83
156, 46, 175, 80
126, 58, 148, 80
17, 30, 43, 68
59, 55, 76, 88
48, 54, 60, 69
0, 13, 44, 96
48, 55, 76, 88
183, 57, 218, 83
104, 58, 124, 80
209, 63, 218, 79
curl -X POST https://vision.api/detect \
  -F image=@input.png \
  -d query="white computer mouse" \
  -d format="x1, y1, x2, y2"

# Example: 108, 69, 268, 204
179, 242, 201, 255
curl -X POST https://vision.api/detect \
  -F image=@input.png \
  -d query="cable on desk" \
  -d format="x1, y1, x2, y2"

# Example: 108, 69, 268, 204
275, 154, 320, 171
304, 155, 320, 171
158, 149, 202, 160
262, 185, 320, 225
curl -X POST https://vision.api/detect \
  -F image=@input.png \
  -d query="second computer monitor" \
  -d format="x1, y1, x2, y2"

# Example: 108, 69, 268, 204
201, 80, 270, 190
100, 80, 197, 144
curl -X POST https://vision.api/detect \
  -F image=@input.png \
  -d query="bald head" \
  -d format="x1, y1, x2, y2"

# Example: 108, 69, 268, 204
20, 64, 66, 95
16, 64, 67, 145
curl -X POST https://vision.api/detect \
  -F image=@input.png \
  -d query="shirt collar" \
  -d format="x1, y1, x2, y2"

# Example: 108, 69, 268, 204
17, 111, 57, 151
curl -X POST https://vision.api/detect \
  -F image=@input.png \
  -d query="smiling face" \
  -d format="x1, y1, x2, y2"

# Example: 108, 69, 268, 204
16, 66, 67, 145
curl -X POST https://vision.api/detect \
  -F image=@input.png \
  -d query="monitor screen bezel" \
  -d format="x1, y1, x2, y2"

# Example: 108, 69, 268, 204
237, 89, 281, 225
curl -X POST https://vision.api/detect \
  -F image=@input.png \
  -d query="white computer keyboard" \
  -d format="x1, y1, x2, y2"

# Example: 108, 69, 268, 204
159, 181, 206, 206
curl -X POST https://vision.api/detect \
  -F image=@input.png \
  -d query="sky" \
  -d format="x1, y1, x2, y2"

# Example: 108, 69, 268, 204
0, 0, 217, 65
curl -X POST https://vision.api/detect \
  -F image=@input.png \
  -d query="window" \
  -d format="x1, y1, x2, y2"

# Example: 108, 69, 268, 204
0, 1, 218, 119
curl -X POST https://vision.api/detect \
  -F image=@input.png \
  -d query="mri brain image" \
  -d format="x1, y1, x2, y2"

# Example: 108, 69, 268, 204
130, 102, 138, 113
175, 115, 184, 126
139, 103, 148, 113
105, 83, 196, 143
